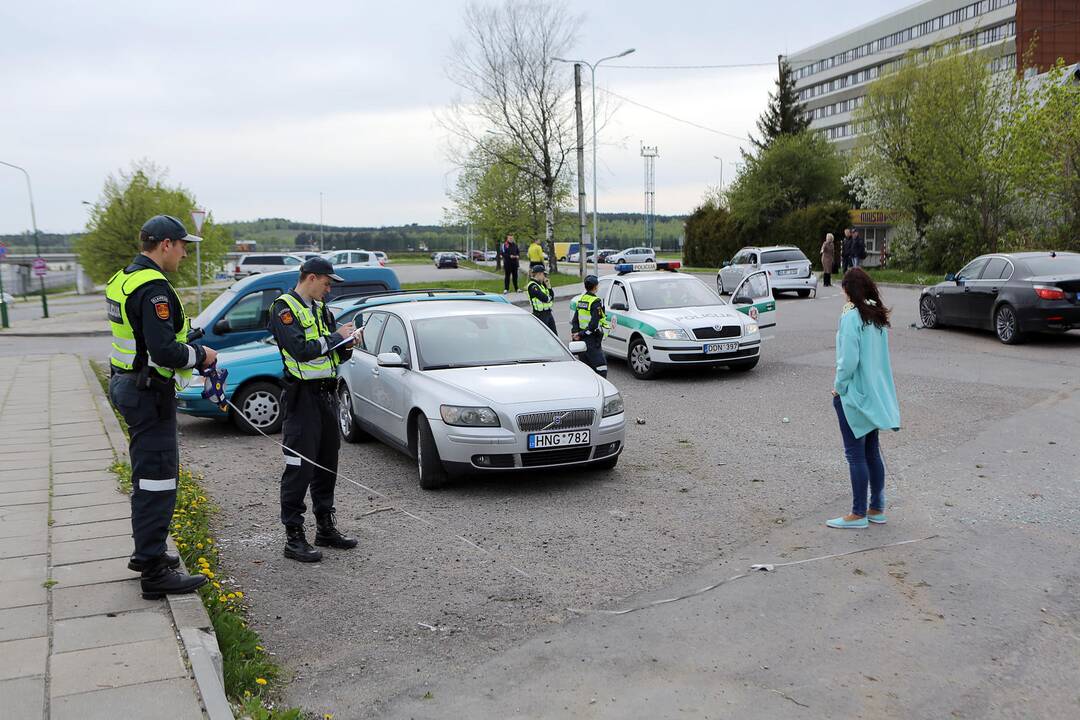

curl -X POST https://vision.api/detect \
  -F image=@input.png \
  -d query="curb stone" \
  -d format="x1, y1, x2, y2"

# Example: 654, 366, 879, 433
80, 358, 234, 720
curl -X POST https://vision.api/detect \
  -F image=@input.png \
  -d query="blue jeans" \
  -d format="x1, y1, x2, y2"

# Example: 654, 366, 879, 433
833, 394, 885, 516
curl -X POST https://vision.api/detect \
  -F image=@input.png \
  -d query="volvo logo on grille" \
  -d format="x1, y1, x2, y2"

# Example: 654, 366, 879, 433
552, 412, 568, 426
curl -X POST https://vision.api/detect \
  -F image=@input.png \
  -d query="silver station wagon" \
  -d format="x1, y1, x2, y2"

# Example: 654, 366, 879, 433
336, 298, 626, 488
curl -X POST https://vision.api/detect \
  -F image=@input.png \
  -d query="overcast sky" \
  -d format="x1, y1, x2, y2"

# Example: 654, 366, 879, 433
0, 0, 904, 234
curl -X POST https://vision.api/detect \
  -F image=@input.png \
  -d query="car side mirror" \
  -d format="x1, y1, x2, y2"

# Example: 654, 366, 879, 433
733, 295, 754, 306
213, 318, 231, 334
568, 340, 586, 354
376, 352, 407, 368
610, 302, 629, 311
945, 273, 956, 282
722, 261, 731, 267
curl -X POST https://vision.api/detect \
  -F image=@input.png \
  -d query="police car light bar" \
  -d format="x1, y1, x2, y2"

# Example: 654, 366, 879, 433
614, 261, 681, 275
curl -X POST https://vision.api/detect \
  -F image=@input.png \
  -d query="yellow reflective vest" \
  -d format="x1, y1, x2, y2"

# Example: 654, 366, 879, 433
274, 293, 339, 380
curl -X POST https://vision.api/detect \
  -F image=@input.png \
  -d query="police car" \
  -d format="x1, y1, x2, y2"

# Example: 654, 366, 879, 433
594, 262, 775, 379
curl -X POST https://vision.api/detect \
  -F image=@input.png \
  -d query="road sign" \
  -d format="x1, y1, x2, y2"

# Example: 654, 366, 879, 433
191, 208, 207, 234
33, 257, 47, 277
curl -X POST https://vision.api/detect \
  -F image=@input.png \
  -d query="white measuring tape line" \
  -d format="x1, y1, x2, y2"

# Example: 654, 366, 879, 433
222, 396, 532, 579
567, 535, 939, 616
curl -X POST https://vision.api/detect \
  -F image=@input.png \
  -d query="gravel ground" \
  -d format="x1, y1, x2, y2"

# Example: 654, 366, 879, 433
175, 284, 1080, 717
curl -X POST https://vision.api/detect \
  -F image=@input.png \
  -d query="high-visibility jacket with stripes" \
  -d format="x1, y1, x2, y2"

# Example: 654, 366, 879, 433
105, 267, 193, 389
527, 280, 554, 313
274, 293, 339, 380
574, 293, 611, 335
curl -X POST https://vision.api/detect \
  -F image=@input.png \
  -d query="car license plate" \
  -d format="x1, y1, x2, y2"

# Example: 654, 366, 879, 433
778, 268, 798, 276
703, 342, 739, 354
528, 430, 591, 450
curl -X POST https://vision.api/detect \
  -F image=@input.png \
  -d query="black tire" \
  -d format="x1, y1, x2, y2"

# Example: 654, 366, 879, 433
796, 289, 811, 298
337, 382, 370, 443
231, 381, 283, 435
415, 415, 449, 490
590, 454, 619, 470
627, 337, 659, 380
995, 304, 1024, 345
727, 357, 759, 372
919, 295, 940, 329
716, 275, 725, 295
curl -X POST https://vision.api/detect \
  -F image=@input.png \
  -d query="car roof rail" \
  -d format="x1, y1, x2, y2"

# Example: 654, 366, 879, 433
332, 288, 490, 305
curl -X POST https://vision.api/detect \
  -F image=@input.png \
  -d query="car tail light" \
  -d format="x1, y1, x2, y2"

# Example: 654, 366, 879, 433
234, 265, 241, 274
1034, 285, 1065, 301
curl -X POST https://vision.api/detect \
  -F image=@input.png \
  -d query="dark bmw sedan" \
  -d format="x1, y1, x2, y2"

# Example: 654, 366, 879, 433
435, 252, 459, 269
919, 251, 1080, 344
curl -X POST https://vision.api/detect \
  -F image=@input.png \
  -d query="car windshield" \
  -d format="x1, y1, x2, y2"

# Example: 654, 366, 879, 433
631, 277, 722, 310
761, 249, 807, 264
414, 314, 569, 369
1024, 255, 1080, 276
192, 289, 238, 329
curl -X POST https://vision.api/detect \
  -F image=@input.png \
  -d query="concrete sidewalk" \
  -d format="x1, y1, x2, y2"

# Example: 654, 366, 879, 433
0, 354, 226, 719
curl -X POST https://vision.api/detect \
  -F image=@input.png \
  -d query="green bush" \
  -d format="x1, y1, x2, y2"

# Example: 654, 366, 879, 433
683, 200, 739, 268
763, 201, 851, 269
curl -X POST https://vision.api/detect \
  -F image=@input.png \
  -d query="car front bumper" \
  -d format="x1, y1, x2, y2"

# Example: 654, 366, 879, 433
648, 337, 761, 365
176, 392, 228, 419
434, 413, 626, 472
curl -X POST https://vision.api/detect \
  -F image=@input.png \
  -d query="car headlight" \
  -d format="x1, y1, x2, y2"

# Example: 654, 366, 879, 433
655, 328, 690, 341
440, 405, 500, 427
745, 322, 759, 334
602, 392, 624, 417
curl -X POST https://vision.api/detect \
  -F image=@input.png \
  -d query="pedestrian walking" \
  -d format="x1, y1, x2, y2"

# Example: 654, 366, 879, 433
852, 230, 867, 269
840, 228, 853, 274
106, 215, 218, 599
571, 275, 610, 377
527, 264, 557, 334
820, 233, 836, 287
501, 234, 520, 294
527, 237, 546, 268
268, 257, 360, 562
827, 268, 901, 529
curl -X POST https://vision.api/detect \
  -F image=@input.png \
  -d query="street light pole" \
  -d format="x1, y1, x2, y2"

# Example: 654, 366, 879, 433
0, 160, 49, 317
319, 192, 324, 252
553, 48, 635, 276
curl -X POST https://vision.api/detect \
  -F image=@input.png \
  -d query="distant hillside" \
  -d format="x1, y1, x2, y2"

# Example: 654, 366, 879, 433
1, 212, 688, 253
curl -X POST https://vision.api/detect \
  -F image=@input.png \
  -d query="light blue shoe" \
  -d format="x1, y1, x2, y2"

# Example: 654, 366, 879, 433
826, 515, 868, 529
867, 511, 887, 524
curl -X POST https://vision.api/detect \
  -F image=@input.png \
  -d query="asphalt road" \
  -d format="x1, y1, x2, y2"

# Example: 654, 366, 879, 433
167, 282, 1080, 718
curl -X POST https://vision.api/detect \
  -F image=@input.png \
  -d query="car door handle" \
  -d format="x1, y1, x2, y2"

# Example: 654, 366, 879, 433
990, 288, 998, 294
371, 368, 379, 377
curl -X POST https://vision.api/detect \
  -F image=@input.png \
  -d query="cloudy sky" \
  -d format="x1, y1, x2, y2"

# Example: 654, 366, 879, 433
0, 0, 903, 234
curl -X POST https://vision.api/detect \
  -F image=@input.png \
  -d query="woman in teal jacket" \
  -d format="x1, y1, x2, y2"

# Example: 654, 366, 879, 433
827, 268, 901, 529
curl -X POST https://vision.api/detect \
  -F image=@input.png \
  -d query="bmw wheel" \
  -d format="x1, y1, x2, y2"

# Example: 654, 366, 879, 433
627, 337, 659, 380
337, 382, 369, 443
919, 295, 939, 329
995, 304, 1023, 345
231, 381, 283, 435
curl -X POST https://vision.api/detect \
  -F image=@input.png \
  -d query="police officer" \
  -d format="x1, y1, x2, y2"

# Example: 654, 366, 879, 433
571, 275, 610, 377
268, 257, 359, 563
526, 263, 557, 334
107, 215, 217, 599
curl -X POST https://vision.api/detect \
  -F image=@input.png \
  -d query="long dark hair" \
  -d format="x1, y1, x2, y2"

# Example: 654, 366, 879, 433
841, 268, 891, 328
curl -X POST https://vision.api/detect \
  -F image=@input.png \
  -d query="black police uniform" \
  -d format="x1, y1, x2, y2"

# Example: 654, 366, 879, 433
267, 288, 357, 561
108, 254, 207, 595
527, 278, 558, 334
571, 292, 609, 377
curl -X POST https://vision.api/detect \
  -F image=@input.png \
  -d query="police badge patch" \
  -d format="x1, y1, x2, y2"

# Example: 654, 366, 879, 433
155, 302, 170, 320
279, 309, 294, 325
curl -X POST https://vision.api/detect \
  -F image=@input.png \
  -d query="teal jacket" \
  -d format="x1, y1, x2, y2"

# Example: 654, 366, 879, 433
834, 304, 901, 439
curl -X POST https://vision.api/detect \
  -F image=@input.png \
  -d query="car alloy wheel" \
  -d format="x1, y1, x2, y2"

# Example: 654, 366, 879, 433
716, 275, 725, 295
919, 295, 938, 328
995, 304, 1020, 344
241, 389, 279, 429
338, 384, 353, 436
628, 338, 657, 379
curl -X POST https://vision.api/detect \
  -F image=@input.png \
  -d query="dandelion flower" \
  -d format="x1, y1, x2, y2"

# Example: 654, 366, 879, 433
255, 678, 268, 686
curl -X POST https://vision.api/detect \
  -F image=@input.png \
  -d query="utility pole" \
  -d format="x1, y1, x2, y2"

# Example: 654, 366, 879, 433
0, 161, 48, 317
641, 144, 659, 247
319, 191, 324, 252
574, 63, 587, 278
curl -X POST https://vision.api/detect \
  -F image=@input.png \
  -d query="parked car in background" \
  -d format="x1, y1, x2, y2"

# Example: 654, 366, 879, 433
233, 253, 306, 280
717, 245, 818, 298
470, 249, 487, 262
608, 247, 656, 265
324, 249, 383, 267
373, 251, 390, 264
294, 252, 322, 262
336, 298, 624, 488
919, 251, 1080, 344
435, 252, 459, 269
190, 266, 400, 351
0, 292, 14, 304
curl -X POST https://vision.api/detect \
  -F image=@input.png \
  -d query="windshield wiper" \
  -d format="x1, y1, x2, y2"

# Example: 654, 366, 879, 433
513, 358, 552, 364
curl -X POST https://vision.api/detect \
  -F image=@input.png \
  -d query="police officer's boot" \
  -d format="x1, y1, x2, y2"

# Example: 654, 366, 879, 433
283, 525, 323, 563
128, 551, 181, 573
314, 512, 358, 550
140, 557, 208, 600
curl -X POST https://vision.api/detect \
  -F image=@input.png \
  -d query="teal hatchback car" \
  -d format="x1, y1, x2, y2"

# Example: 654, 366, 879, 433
177, 290, 509, 434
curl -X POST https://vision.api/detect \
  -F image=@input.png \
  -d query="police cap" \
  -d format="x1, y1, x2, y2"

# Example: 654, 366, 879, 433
141, 215, 201, 243
300, 257, 345, 282
584, 274, 599, 289
530, 264, 546, 274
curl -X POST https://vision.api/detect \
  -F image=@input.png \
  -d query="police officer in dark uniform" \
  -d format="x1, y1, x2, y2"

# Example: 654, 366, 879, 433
268, 257, 359, 563
106, 215, 217, 599
526, 263, 557, 334
571, 274, 610, 377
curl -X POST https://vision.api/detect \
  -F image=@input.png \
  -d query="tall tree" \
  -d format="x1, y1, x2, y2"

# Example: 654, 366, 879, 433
75, 161, 229, 285
442, 0, 581, 274
751, 58, 810, 151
